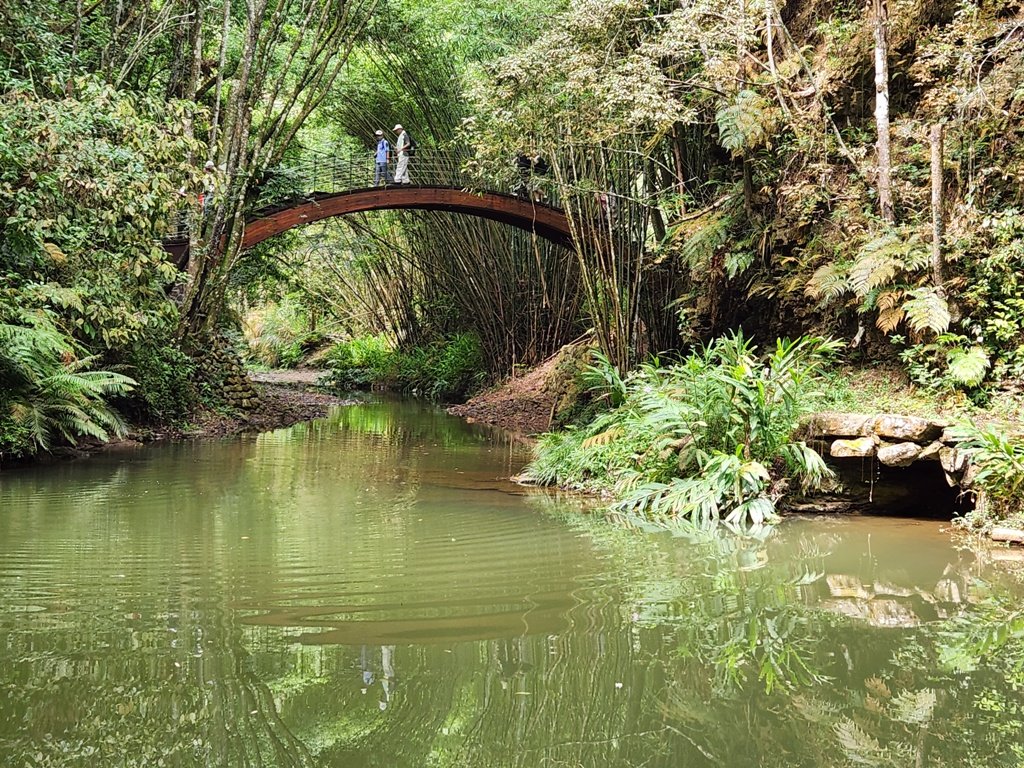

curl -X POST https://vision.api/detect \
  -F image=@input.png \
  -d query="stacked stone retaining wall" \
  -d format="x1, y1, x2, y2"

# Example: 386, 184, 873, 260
803, 412, 971, 491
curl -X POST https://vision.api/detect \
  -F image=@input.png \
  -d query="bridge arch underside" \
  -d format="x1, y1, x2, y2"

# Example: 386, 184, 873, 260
241, 187, 574, 250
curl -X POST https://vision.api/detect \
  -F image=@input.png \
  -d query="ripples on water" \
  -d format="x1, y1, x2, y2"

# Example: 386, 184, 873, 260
1, 399, 1022, 767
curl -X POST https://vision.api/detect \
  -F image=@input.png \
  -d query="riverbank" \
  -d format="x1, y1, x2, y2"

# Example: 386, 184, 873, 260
1, 369, 350, 469
136, 368, 349, 442
450, 350, 1024, 532
455, 359, 1024, 439
448, 340, 590, 436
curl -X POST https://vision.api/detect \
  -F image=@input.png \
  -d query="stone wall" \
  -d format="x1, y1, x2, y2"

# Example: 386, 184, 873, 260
803, 412, 972, 491
191, 336, 259, 410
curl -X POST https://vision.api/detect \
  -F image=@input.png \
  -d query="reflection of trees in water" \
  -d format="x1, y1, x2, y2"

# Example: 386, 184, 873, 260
0, 598, 316, 767
4, 411, 1024, 766
253, 619, 675, 767
518, 496, 1024, 766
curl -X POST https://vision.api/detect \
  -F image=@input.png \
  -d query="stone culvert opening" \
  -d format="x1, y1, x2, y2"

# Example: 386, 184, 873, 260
795, 413, 975, 521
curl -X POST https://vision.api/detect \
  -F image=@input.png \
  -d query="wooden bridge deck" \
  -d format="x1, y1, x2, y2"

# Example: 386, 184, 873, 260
241, 185, 573, 249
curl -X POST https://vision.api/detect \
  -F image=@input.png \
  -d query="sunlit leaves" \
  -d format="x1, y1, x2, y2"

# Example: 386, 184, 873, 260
903, 286, 951, 334
945, 345, 990, 386
529, 332, 840, 528
0, 76, 199, 350
950, 422, 1024, 518
716, 90, 772, 156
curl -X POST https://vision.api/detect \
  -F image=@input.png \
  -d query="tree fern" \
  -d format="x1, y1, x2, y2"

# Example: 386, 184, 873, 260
946, 345, 990, 386
903, 287, 951, 334
715, 90, 771, 155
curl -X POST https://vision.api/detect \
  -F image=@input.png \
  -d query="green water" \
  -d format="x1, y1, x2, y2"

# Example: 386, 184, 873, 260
1, 399, 1022, 767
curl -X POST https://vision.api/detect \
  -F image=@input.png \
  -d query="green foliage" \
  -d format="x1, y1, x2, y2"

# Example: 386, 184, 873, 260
526, 332, 842, 528
0, 77, 197, 350
0, 69, 198, 441
118, 339, 198, 423
397, 331, 485, 403
579, 350, 628, 408
945, 346, 991, 388
0, 310, 135, 456
242, 297, 322, 369
895, 333, 992, 392
950, 422, 1024, 524
716, 90, 772, 156
326, 334, 397, 390
326, 333, 486, 401
903, 286, 951, 335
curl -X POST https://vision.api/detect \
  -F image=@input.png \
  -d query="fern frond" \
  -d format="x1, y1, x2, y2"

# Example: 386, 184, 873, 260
805, 262, 849, 301
581, 427, 622, 448
849, 251, 899, 297
876, 306, 905, 334
876, 289, 903, 311
715, 90, 771, 155
890, 689, 936, 726
946, 346, 989, 387
834, 718, 886, 766
904, 287, 951, 334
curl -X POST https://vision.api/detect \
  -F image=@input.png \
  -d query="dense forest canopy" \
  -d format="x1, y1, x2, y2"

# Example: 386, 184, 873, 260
1, 0, 1022, 519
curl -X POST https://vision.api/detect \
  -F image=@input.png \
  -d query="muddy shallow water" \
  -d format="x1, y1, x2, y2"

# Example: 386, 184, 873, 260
1, 399, 1021, 766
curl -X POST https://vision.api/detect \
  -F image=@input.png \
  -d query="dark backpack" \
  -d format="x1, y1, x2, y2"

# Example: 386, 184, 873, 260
406, 135, 417, 157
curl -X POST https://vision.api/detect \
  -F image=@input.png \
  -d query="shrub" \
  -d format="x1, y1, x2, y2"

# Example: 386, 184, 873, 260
242, 298, 315, 369
0, 313, 135, 455
951, 423, 1024, 527
118, 339, 198, 423
525, 332, 842, 529
325, 334, 398, 390
418, 333, 486, 401
325, 332, 486, 401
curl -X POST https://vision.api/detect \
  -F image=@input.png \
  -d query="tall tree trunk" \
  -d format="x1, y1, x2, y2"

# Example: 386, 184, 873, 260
872, 0, 894, 223
930, 123, 946, 291
208, 0, 232, 159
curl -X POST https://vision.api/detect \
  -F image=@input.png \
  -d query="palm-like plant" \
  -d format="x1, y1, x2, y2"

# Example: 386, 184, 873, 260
526, 332, 841, 528
0, 315, 136, 454
949, 422, 1024, 524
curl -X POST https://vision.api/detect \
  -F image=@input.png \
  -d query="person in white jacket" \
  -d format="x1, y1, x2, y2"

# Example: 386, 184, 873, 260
393, 124, 411, 184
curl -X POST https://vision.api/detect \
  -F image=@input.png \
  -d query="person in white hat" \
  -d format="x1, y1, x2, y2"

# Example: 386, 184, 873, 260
393, 124, 411, 184
373, 129, 391, 185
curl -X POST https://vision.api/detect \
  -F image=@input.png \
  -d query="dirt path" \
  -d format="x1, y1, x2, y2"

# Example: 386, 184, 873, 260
249, 369, 326, 387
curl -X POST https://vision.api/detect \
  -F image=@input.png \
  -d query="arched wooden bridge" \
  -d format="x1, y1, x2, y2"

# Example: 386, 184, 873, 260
163, 150, 573, 261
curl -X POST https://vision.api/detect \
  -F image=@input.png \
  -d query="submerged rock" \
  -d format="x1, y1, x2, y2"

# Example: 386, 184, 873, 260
821, 598, 921, 628
826, 574, 872, 599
